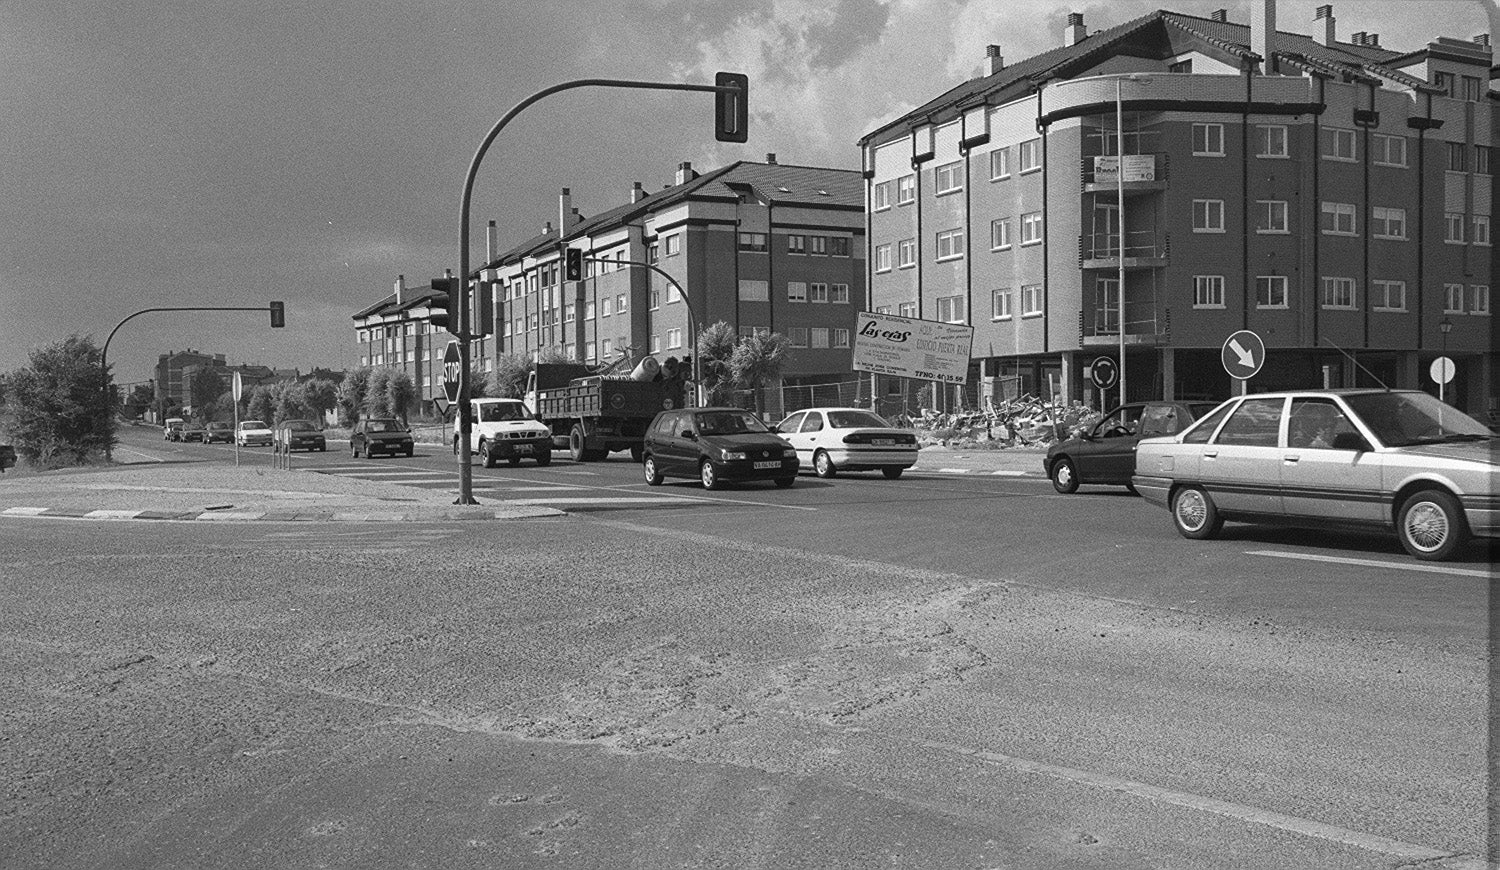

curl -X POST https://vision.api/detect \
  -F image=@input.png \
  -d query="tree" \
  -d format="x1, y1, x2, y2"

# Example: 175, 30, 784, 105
336, 367, 370, 425
301, 378, 338, 422
1, 334, 115, 467
245, 385, 274, 423
123, 384, 154, 419
488, 348, 575, 401
729, 331, 791, 415
696, 321, 738, 405
188, 366, 226, 421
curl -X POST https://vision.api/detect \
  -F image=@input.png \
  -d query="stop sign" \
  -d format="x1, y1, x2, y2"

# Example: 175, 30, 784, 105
442, 340, 462, 403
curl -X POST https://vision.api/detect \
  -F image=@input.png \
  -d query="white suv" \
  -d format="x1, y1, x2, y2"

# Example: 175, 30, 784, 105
457, 398, 552, 467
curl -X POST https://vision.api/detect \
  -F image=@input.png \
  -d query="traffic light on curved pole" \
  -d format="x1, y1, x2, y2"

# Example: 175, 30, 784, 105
269, 301, 285, 328
429, 273, 455, 333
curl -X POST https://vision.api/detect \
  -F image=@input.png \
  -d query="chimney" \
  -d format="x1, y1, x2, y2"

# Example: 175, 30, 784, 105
1065, 12, 1086, 46
486, 220, 497, 263
986, 44, 1006, 74
675, 161, 697, 185
543, 220, 553, 234
1315, 4, 1335, 47
1476, 34, 1491, 47
558, 188, 572, 240
765, 152, 778, 164
1350, 31, 1365, 46
630, 181, 645, 203
394, 275, 405, 305
1210, 9, 1227, 22
570, 207, 583, 225
1253, 0, 1276, 74
1365, 33, 1378, 48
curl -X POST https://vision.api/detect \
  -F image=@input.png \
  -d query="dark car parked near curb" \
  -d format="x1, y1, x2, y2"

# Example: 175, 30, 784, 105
1044, 400, 1220, 494
0, 443, 16, 473
202, 422, 234, 444
350, 417, 413, 458
275, 419, 327, 452
642, 407, 799, 490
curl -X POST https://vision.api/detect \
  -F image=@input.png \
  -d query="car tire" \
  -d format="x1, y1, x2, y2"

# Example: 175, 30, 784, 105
882, 467, 903, 480
643, 455, 664, 486
774, 476, 795, 488
700, 460, 721, 490
479, 440, 497, 468
630, 445, 644, 464
535, 449, 552, 467
351, 442, 360, 459
1050, 457, 1080, 494
1397, 489, 1469, 561
404, 446, 414, 458
1172, 486, 1223, 539
569, 425, 588, 462
813, 450, 837, 479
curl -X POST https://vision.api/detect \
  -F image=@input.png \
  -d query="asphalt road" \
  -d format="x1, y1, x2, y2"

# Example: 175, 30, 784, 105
2, 428, 1488, 869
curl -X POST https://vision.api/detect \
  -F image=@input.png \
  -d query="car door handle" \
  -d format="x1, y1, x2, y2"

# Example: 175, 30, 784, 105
1203, 451, 1217, 459
1283, 454, 1300, 463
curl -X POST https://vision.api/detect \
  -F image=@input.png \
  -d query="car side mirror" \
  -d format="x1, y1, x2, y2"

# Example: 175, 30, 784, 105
1331, 432, 1369, 452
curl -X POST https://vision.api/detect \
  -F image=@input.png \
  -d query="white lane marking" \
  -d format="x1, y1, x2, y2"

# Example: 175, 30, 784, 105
1248, 549, 1493, 578
920, 738, 1462, 864
84, 510, 144, 519
195, 511, 266, 521
110, 446, 166, 463
496, 497, 695, 506
2, 507, 49, 516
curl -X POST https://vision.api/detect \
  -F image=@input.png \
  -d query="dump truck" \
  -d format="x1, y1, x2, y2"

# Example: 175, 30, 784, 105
524, 359, 688, 462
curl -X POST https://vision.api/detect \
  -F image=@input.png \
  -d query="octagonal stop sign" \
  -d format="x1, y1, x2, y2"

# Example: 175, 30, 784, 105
442, 340, 462, 404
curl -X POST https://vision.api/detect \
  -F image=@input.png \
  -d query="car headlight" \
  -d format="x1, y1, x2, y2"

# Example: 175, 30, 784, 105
721, 449, 747, 461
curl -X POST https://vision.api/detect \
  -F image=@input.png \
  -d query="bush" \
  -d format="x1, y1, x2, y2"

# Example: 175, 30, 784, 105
2, 335, 116, 468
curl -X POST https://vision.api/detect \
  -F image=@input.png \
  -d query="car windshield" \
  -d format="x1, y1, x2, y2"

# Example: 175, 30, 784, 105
242, 421, 266, 429
285, 421, 316, 431
365, 420, 403, 432
1343, 392, 1492, 447
695, 411, 769, 435
827, 410, 892, 429
207, 423, 228, 430
479, 403, 531, 422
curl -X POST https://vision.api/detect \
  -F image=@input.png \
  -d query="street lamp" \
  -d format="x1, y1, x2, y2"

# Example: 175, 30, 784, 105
1093, 72, 1151, 409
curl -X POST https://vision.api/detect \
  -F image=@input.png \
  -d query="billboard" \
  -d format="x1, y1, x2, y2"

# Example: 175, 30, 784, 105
852, 311, 974, 384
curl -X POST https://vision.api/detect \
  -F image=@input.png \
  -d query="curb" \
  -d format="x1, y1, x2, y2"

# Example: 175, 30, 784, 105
0, 505, 566, 524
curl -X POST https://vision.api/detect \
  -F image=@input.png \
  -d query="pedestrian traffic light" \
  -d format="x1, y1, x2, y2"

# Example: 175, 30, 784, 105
429, 273, 455, 333
714, 72, 748, 143
564, 248, 583, 282
269, 301, 285, 328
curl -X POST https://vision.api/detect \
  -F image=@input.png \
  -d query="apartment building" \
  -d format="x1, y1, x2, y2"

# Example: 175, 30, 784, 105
859, 3, 1495, 413
351, 278, 477, 413
154, 349, 225, 409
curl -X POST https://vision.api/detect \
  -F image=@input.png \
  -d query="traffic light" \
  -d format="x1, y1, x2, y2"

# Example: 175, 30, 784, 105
714, 72, 748, 143
429, 273, 455, 333
474, 279, 495, 337
564, 248, 583, 282
269, 301, 285, 328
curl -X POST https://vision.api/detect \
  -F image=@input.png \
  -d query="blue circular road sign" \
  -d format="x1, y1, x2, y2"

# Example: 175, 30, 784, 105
1221, 330, 1266, 380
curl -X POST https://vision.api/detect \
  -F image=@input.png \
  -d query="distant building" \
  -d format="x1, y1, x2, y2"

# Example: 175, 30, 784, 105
351, 277, 452, 413
154, 349, 225, 409
859, 3, 1494, 412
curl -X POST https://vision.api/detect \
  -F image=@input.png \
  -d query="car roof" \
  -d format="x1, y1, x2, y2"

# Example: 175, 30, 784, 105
1221, 388, 1420, 399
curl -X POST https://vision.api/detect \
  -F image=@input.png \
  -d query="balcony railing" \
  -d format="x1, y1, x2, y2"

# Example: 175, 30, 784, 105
1078, 230, 1170, 269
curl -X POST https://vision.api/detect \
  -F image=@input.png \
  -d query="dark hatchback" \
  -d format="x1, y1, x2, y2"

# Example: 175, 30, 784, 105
1044, 400, 1220, 493
642, 407, 799, 490
350, 417, 414, 458
275, 419, 327, 452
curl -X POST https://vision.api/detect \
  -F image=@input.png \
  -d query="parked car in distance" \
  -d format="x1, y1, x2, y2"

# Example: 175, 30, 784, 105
773, 407, 918, 479
458, 397, 551, 467
1133, 388, 1497, 561
0, 443, 16, 473
236, 420, 274, 448
350, 417, 414, 459
202, 421, 234, 444
1045, 400, 1220, 493
163, 417, 185, 441
274, 419, 327, 452
179, 420, 207, 442
642, 407, 798, 490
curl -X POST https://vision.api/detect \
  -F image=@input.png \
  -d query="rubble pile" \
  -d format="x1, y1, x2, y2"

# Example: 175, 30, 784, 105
910, 398, 1103, 449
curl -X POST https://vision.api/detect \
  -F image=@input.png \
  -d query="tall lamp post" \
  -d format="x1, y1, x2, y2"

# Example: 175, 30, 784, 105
1096, 73, 1150, 408
584, 256, 703, 406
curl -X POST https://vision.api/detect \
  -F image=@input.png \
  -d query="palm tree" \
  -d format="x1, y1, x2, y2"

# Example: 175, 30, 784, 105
729, 332, 791, 415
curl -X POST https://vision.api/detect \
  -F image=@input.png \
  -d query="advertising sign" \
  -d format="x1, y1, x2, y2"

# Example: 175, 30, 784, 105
1092, 154, 1156, 183
852, 311, 974, 384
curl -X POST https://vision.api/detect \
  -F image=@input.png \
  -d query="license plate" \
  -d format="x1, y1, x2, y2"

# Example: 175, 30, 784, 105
516, 444, 532, 453
872, 439, 894, 446
753, 460, 780, 469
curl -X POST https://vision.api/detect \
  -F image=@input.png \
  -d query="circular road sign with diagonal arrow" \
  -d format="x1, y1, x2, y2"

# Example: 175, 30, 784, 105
1221, 329, 1266, 380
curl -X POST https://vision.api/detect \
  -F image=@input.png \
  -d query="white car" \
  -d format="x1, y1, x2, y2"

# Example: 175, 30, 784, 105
236, 420, 273, 447
773, 407, 919, 479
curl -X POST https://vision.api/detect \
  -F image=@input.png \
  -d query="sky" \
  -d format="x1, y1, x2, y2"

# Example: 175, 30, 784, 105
1, 0, 1492, 388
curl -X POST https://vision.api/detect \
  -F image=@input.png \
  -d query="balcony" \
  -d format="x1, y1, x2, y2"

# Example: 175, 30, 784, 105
1081, 153, 1169, 195
1078, 305, 1170, 347
1079, 230, 1170, 270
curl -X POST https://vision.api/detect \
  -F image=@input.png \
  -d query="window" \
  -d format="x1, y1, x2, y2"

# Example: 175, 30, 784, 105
1256, 200, 1288, 234
1370, 207, 1407, 240
1193, 275, 1225, 308
897, 238, 916, 268
738, 232, 767, 252
617, 293, 627, 312
809, 236, 827, 256
1255, 125, 1288, 158
830, 283, 850, 303
600, 297, 612, 317
666, 328, 683, 349
666, 284, 681, 303
990, 218, 1012, 250
1256, 275, 1288, 309
934, 160, 963, 194
788, 327, 809, 347
1320, 276, 1356, 309
601, 338, 612, 358
1372, 134, 1407, 167
1021, 283, 1043, 315
898, 302, 917, 318
810, 327, 830, 349
1320, 202, 1356, 236
809, 282, 829, 303
1193, 199, 1225, 233
1019, 139, 1041, 173
1169, 59, 1193, 73
1473, 215, 1491, 246
650, 334, 660, 353
1322, 127, 1356, 161
1447, 142, 1467, 172
649, 290, 659, 310
1477, 147, 1491, 175
1434, 71, 1455, 96
873, 181, 892, 210
833, 328, 850, 348
1371, 279, 1406, 311
647, 243, 659, 264
739, 325, 769, 339
936, 294, 966, 323
563, 303, 575, 323
1444, 283, 1464, 313
1461, 76, 1482, 101
1020, 212, 1042, 245
664, 234, 681, 256
1215, 398, 1284, 447
990, 147, 1011, 179
1472, 285, 1490, 315
829, 237, 850, 257
875, 243, 892, 272
787, 281, 807, 302
1445, 213, 1465, 244
991, 288, 1012, 319
787, 234, 805, 254
936, 228, 965, 261
896, 174, 915, 204
1192, 123, 1224, 156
